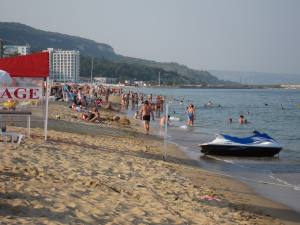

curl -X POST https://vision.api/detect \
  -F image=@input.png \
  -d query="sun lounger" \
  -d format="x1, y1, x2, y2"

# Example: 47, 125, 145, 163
0, 132, 24, 144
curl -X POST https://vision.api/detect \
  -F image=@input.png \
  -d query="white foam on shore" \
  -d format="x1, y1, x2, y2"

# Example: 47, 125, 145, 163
206, 155, 246, 168
205, 156, 300, 190
269, 173, 300, 191
169, 116, 181, 121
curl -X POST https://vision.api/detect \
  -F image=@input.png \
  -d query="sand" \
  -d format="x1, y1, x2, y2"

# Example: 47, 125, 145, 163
0, 102, 299, 224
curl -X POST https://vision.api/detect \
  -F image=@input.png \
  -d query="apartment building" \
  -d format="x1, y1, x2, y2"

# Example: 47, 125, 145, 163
47, 48, 80, 82
3, 44, 31, 57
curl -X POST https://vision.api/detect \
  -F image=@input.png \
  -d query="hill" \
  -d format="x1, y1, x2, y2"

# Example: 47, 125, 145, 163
210, 70, 300, 85
119, 56, 222, 84
0, 22, 116, 59
80, 56, 193, 85
0, 22, 224, 84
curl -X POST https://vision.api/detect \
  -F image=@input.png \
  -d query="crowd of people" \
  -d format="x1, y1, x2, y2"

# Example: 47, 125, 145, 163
51, 83, 252, 134
50, 83, 166, 131
50, 83, 123, 123
121, 92, 164, 114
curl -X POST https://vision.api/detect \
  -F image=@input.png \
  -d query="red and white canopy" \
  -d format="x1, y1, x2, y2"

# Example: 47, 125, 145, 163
0, 52, 49, 78
0, 51, 50, 140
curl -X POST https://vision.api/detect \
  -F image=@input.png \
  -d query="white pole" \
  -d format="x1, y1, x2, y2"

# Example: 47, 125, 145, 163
163, 102, 168, 160
90, 57, 94, 83
44, 77, 50, 141
27, 115, 30, 137
158, 71, 161, 86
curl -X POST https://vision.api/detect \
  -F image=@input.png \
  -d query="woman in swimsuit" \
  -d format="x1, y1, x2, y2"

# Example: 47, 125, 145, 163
187, 104, 195, 126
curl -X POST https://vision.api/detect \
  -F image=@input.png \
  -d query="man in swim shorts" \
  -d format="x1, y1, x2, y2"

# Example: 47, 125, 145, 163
140, 100, 154, 134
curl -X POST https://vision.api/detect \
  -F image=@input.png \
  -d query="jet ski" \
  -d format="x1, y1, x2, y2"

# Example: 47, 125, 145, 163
200, 131, 282, 157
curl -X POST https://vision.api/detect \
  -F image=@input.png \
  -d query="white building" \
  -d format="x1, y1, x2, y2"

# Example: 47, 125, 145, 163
3, 44, 31, 57
93, 77, 117, 84
47, 48, 80, 82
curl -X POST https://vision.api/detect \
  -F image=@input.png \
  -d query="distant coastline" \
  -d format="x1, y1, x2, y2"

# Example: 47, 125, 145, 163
145, 84, 300, 89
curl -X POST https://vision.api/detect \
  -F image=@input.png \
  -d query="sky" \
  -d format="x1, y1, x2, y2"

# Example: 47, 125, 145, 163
0, 0, 300, 74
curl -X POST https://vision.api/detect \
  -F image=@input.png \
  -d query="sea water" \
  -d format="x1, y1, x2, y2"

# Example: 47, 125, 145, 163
128, 87, 300, 213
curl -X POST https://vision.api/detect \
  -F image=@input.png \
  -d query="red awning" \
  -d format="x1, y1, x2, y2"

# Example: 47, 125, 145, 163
0, 52, 49, 78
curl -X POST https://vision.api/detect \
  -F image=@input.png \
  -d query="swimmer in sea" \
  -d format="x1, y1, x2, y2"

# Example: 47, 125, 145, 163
207, 101, 213, 107
239, 115, 247, 124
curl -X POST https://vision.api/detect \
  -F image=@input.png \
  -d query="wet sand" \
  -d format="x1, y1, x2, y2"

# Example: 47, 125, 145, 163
0, 102, 299, 224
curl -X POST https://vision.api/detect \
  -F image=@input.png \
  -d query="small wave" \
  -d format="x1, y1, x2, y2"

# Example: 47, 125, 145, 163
169, 116, 181, 121
204, 156, 300, 190
281, 138, 300, 141
269, 173, 300, 191
205, 155, 249, 169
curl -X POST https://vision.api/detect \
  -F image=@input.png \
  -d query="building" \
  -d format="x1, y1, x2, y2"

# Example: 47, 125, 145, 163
0, 39, 3, 58
133, 81, 147, 87
3, 44, 31, 57
93, 77, 117, 84
47, 48, 80, 82
78, 76, 91, 83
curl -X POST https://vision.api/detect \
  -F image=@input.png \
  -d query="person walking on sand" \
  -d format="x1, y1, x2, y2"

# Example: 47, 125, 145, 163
140, 100, 154, 134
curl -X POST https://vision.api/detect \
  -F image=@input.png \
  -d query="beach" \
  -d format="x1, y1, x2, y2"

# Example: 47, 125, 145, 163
1, 102, 300, 224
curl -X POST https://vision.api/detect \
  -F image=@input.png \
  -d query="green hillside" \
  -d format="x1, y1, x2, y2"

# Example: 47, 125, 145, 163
80, 56, 192, 84
0, 22, 225, 85
0, 22, 116, 59
118, 56, 221, 84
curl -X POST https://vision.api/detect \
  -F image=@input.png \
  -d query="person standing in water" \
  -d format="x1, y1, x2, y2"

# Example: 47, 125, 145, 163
187, 104, 195, 126
239, 115, 247, 124
140, 100, 154, 134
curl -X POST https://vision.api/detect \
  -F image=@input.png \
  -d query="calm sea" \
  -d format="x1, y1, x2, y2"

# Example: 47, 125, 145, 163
128, 87, 300, 213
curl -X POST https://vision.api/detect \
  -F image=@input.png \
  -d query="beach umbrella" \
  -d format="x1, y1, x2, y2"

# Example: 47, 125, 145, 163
0, 69, 12, 86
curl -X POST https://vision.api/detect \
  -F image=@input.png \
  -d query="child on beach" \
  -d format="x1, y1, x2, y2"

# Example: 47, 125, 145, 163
160, 115, 170, 127
71, 102, 82, 112
134, 111, 141, 120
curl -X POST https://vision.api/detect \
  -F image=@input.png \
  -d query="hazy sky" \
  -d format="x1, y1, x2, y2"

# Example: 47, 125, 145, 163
1, 0, 299, 74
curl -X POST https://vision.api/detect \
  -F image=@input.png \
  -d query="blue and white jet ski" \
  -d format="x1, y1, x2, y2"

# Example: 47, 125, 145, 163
200, 131, 282, 157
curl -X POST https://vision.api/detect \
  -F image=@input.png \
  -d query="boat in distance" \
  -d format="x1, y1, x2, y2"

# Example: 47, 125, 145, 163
200, 131, 282, 157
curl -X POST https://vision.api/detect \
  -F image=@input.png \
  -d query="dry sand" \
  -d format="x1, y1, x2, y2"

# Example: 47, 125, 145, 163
0, 102, 299, 225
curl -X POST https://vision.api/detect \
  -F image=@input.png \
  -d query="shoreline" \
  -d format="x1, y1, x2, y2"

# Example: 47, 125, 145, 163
1, 102, 299, 224
164, 141, 300, 225
132, 105, 300, 224
127, 84, 300, 90
69, 100, 300, 224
